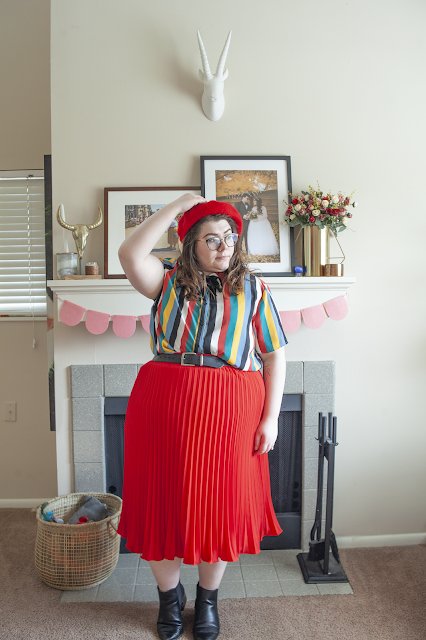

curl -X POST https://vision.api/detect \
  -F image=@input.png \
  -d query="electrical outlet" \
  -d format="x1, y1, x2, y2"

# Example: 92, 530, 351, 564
5, 402, 16, 422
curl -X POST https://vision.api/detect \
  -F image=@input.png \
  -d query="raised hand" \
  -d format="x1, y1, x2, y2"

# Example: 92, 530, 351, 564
175, 193, 206, 215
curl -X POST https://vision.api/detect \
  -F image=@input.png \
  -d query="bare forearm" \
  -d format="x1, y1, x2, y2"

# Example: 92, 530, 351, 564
260, 347, 286, 420
253, 347, 286, 455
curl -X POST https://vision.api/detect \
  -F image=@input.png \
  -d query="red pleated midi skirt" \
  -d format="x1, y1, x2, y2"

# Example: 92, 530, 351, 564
117, 361, 282, 564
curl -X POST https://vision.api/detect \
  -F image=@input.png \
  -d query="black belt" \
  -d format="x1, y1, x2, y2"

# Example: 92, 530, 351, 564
152, 353, 229, 368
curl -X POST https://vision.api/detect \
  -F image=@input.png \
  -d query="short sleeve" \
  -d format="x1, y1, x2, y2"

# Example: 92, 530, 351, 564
153, 259, 177, 304
253, 281, 288, 353
160, 258, 176, 272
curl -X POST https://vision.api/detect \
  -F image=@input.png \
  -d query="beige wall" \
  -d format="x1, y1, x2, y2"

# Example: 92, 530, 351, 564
0, 0, 51, 169
50, 0, 426, 541
0, 321, 56, 500
0, 0, 56, 501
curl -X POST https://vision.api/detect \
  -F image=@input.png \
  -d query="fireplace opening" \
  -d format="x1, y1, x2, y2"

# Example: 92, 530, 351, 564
104, 394, 302, 553
261, 394, 302, 550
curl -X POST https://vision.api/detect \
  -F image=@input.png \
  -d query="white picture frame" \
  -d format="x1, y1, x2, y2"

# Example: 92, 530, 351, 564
104, 187, 201, 278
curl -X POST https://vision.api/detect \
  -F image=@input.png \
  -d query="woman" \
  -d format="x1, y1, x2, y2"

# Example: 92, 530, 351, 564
246, 196, 279, 256
118, 194, 287, 640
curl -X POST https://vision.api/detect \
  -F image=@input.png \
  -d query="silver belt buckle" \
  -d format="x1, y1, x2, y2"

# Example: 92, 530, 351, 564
180, 353, 203, 366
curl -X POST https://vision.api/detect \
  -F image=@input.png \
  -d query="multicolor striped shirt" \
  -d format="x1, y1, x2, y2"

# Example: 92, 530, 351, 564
149, 260, 287, 372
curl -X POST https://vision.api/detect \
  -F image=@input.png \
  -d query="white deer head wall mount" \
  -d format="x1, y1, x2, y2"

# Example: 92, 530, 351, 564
197, 30, 232, 122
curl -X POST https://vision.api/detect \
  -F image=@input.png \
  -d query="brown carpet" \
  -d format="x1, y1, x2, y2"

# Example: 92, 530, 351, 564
1, 509, 425, 640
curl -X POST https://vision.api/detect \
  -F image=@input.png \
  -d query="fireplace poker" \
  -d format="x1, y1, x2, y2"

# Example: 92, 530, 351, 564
297, 412, 349, 583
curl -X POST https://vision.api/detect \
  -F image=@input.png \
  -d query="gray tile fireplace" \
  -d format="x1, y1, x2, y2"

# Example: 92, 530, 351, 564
70, 361, 335, 551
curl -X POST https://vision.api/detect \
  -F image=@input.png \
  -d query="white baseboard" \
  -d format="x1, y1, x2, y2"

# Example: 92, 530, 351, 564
0, 498, 53, 509
337, 533, 426, 548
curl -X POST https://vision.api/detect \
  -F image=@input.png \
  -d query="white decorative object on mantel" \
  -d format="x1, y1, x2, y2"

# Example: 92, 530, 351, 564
197, 30, 232, 122
48, 276, 356, 322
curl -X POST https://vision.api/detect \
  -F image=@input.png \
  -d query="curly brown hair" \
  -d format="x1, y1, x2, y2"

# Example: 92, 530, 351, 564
176, 215, 253, 301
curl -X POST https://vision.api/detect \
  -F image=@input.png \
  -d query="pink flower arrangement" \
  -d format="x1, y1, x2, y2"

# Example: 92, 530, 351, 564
284, 184, 357, 234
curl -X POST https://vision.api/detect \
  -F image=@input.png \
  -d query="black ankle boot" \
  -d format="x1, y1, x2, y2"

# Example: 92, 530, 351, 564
193, 583, 220, 640
157, 581, 187, 640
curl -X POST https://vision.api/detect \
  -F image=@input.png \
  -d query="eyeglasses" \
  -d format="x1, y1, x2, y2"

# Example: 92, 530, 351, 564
198, 234, 239, 251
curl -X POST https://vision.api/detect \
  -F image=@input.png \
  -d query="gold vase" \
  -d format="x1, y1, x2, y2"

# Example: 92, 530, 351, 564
303, 226, 328, 276
303, 226, 345, 276
295, 225, 345, 277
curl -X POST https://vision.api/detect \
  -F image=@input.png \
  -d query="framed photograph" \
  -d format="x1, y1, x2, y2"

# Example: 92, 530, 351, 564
201, 156, 294, 276
104, 187, 201, 278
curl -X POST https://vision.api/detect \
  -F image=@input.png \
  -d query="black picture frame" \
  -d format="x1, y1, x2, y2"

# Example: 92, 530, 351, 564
201, 156, 295, 277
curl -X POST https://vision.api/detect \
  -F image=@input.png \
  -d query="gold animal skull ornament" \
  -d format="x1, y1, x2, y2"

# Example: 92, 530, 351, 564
56, 205, 103, 260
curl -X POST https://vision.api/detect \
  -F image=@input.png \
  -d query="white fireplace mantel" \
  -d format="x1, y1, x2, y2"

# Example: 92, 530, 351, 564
48, 277, 356, 320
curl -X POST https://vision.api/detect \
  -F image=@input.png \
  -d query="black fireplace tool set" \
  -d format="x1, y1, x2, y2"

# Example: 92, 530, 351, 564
297, 412, 349, 583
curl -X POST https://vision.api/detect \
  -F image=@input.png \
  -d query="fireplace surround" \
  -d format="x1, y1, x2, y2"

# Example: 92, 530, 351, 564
70, 360, 335, 552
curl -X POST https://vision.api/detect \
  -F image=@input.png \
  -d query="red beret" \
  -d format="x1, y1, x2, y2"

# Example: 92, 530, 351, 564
177, 200, 243, 241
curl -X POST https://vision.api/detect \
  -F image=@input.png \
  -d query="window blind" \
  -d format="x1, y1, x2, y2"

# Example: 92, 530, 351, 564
0, 171, 46, 317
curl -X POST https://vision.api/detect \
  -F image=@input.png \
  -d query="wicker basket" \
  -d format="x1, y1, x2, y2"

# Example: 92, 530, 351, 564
35, 492, 122, 590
